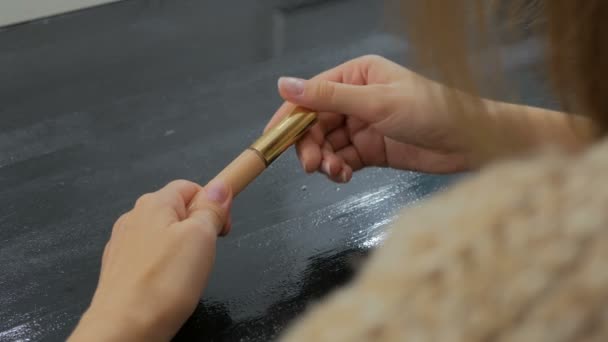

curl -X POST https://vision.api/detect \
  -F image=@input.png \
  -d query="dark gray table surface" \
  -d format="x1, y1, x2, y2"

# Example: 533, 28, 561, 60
0, 1, 551, 340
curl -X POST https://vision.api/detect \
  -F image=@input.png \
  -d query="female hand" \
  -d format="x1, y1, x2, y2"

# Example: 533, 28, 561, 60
69, 179, 233, 342
267, 55, 472, 182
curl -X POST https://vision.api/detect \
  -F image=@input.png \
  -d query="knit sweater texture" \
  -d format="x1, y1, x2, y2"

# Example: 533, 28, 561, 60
281, 141, 608, 341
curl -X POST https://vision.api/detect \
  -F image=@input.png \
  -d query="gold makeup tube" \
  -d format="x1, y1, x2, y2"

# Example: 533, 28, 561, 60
213, 107, 317, 197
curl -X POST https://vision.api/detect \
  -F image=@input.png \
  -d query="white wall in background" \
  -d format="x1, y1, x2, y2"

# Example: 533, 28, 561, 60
0, 0, 121, 27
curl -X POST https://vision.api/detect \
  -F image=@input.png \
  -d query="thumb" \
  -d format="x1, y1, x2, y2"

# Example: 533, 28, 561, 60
186, 179, 232, 236
278, 76, 391, 123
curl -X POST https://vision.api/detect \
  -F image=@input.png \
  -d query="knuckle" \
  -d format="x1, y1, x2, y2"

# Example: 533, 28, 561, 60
101, 242, 112, 264
111, 213, 128, 234
182, 216, 218, 242
135, 193, 156, 208
359, 54, 385, 64
197, 221, 218, 242
102, 241, 111, 257
315, 80, 336, 103
203, 205, 225, 227
167, 179, 194, 189
370, 84, 397, 114
190, 206, 225, 236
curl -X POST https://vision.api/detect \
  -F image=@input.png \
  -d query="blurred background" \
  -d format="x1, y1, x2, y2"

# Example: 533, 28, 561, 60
0, 1, 550, 341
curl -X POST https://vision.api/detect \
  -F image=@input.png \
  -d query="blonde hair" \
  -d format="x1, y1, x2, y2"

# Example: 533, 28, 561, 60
400, 0, 606, 160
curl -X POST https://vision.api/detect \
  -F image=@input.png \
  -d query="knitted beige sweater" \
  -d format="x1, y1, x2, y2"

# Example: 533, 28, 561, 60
281, 140, 608, 342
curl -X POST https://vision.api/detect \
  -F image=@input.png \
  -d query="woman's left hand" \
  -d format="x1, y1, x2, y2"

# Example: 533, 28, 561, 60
69, 179, 233, 342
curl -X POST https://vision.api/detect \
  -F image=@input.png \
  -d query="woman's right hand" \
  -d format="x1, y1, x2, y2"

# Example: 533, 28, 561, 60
266, 55, 471, 183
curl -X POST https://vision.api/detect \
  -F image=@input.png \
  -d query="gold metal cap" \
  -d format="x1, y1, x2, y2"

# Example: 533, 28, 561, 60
250, 107, 317, 165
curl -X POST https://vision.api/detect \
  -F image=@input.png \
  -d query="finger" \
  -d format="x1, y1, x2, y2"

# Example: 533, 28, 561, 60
267, 54, 388, 132
169, 219, 218, 294
134, 180, 202, 224
298, 111, 344, 172
336, 145, 366, 171
266, 65, 349, 132
320, 150, 344, 179
349, 127, 388, 167
103, 212, 128, 276
265, 104, 343, 134
296, 133, 322, 173
157, 180, 202, 219
340, 164, 353, 183
100, 241, 111, 274
278, 77, 393, 124
266, 108, 342, 166
110, 213, 129, 237
217, 199, 233, 237
186, 204, 225, 236
316, 111, 345, 135
187, 179, 232, 236
326, 127, 351, 151
265, 101, 296, 132
220, 215, 232, 237
320, 146, 356, 183
321, 141, 334, 152
323, 158, 352, 184
265, 108, 343, 175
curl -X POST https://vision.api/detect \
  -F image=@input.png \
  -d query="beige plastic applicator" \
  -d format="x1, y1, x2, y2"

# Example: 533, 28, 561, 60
212, 106, 317, 196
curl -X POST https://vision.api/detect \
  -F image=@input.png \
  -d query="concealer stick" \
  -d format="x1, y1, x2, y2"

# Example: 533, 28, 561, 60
212, 107, 317, 197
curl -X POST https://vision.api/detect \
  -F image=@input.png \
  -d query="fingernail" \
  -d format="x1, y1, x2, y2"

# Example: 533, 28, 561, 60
301, 158, 308, 172
341, 170, 348, 183
322, 160, 331, 175
279, 77, 305, 97
205, 179, 229, 204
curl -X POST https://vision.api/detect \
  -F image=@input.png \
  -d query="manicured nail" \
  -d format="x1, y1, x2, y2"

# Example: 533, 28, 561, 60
205, 179, 229, 204
279, 77, 305, 97
340, 170, 348, 183
321, 160, 331, 176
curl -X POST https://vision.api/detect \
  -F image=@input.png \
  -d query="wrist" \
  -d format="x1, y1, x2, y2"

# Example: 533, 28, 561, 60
69, 303, 161, 342
456, 99, 592, 168
486, 100, 593, 150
